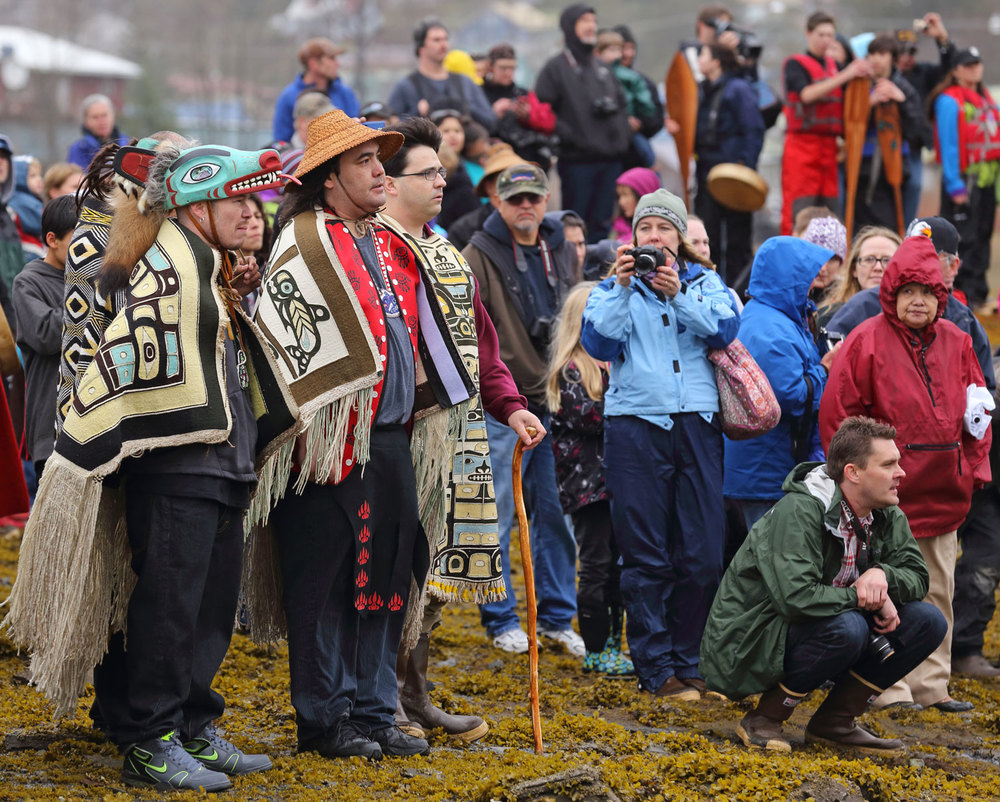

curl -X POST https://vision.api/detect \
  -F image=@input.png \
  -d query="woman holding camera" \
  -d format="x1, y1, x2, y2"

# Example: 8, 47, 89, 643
581, 189, 739, 700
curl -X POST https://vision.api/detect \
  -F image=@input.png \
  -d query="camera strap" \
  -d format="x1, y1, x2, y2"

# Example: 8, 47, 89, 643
840, 499, 872, 573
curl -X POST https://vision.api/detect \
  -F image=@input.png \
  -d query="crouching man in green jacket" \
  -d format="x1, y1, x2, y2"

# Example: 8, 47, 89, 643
701, 416, 946, 755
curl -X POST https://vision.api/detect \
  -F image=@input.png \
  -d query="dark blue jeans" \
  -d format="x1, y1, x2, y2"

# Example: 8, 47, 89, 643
557, 160, 622, 243
605, 413, 725, 691
479, 412, 577, 638
783, 601, 947, 694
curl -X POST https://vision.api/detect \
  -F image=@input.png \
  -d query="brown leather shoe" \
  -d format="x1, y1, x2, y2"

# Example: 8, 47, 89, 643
654, 676, 700, 701
952, 653, 1000, 679
681, 677, 727, 701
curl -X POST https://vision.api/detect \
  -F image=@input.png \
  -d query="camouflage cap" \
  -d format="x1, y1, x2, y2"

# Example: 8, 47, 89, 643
496, 163, 548, 201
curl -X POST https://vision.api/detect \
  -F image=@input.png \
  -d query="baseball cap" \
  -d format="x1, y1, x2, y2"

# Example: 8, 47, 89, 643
954, 47, 983, 67
496, 163, 548, 201
905, 216, 959, 255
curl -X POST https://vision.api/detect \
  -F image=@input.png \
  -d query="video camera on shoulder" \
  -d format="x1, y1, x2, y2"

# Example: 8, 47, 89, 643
713, 18, 763, 62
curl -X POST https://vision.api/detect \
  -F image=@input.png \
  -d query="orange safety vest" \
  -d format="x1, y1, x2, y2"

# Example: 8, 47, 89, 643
939, 85, 1000, 172
783, 53, 843, 136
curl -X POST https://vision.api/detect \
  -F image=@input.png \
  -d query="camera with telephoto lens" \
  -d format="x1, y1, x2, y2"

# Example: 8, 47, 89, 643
713, 19, 763, 62
591, 95, 620, 118
625, 245, 667, 278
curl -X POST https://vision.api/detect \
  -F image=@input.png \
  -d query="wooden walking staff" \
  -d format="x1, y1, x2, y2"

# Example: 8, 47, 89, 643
842, 77, 871, 249
666, 52, 698, 210
512, 426, 543, 753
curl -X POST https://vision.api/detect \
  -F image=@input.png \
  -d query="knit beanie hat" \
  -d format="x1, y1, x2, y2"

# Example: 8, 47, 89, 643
802, 216, 847, 262
632, 188, 687, 238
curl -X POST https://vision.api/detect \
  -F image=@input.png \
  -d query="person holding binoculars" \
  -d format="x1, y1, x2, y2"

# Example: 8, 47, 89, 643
581, 188, 738, 700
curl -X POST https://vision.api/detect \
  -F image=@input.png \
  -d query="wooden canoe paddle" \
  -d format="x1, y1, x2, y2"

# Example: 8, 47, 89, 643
842, 77, 871, 249
667, 51, 698, 210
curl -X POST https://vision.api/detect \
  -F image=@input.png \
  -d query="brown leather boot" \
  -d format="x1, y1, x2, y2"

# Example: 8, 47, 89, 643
400, 633, 488, 743
394, 645, 426, 739
805, 672, 906, 756
736, 684, 804, 752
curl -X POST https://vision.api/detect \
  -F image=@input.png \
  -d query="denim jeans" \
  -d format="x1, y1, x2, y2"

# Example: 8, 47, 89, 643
741, 499, 779, 532
783, 601, 947, 694
479, 412, 577, 638
557, 160, 622, 243
902, 151, 922, 226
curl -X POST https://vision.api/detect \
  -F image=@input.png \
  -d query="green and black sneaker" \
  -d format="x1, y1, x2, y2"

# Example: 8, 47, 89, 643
184, 725, 273, 776
122, 730, 231, 792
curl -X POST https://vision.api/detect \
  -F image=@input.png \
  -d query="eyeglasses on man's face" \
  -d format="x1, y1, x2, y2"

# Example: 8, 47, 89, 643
397, 167, 448, 181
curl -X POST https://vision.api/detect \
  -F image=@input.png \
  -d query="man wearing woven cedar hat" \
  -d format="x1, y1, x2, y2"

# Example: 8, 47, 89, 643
247, 109, 542, 760
4, 144, 300, 791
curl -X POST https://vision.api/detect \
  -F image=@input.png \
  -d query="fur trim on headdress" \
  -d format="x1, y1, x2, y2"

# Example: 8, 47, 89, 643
98, 141, 189, 297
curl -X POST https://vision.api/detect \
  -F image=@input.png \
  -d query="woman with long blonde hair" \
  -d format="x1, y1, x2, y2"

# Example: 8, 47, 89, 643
546, 282, 633, 677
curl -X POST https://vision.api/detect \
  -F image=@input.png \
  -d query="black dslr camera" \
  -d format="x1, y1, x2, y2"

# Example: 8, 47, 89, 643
868, 630, 895, 663
625, 245, 666, 278
713, 19, 763, 62
591, 96, 620, 118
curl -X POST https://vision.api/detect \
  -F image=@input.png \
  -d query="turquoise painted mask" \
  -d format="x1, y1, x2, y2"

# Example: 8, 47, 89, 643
162, 145, 289, 210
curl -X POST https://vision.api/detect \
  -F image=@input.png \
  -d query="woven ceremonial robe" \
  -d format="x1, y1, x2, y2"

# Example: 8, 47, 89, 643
382, 217, 504, 606
55, 197, 126, 430
3, 219, 299, 717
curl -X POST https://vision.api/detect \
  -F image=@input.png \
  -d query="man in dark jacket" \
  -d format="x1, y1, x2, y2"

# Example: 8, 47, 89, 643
694, 43, 764, 283
850, 34, 924, 234
702, 417, 946, 755
388, 19, 496, 131
535, 4, 631, 242
462, 164, 582, 656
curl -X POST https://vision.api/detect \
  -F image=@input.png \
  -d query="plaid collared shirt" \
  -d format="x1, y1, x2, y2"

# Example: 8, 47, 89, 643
831, 507, 873, 588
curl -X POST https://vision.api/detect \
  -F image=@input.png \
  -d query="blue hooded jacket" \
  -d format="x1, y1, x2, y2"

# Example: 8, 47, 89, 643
723, 237, 833, 500
581, 258, 738, 426
9, 156, 42, 238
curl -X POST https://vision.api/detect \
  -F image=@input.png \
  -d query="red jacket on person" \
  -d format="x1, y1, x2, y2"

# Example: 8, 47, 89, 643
819, 236, 991, 538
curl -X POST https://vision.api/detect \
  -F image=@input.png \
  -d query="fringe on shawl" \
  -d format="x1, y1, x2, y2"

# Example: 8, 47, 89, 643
241, 523, 287, 644
241, 386, 376, 643
1, 453, 131, 718
400, 404, 458, 652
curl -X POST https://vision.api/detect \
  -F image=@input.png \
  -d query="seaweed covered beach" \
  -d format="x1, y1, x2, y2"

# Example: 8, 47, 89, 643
1, 526, 1000, 801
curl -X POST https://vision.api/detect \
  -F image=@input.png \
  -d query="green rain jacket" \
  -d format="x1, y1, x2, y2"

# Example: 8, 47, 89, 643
700, 461, 929, 699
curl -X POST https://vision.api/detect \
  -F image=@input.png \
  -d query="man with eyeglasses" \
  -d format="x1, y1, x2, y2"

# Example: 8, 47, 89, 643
894, 14, 956, 223
380, 114, 542, 742
462, 164, 584, 655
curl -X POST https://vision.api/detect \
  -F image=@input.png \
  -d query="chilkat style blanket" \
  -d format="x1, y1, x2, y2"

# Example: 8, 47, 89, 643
3, 219, 299, 717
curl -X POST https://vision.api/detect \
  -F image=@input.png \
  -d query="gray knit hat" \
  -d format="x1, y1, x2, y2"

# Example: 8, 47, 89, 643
632, 188, 687, 237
